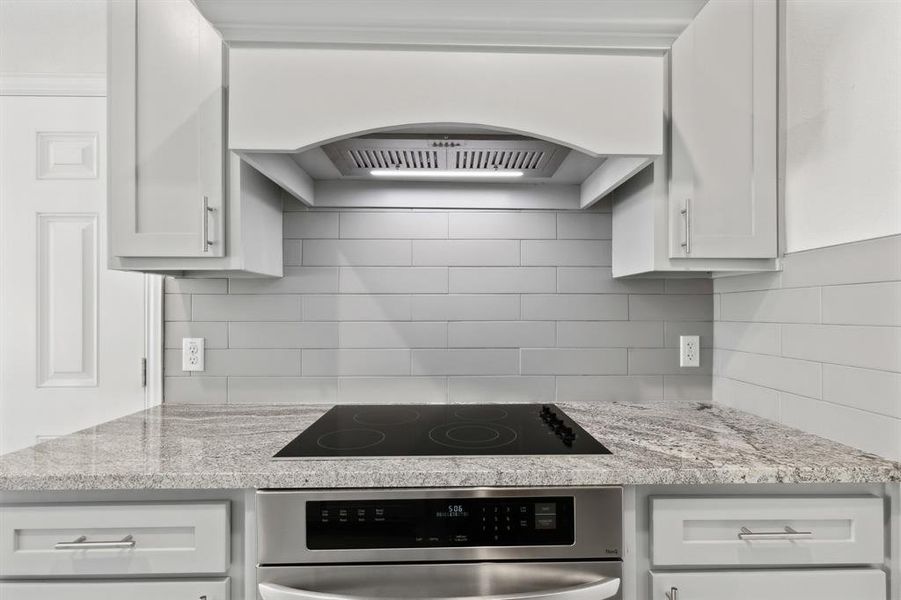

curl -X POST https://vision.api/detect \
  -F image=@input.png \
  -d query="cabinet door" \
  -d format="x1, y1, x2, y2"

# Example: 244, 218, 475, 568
650, 569, 885, 600
109, 0, 225, 257
669, 0, 777, 259
0, 579, 228, 600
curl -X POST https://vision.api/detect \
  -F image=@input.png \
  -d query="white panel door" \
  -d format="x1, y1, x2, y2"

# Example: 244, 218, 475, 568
0, 96, 148, 454
669, 0, 777, 259
108, 0, 225, 258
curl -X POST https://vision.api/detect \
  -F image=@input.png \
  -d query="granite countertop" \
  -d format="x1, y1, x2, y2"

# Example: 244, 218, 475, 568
0, 402, 898, 491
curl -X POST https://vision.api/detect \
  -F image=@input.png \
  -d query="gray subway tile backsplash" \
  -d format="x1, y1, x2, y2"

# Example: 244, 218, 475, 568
340, 267, 448, 294
164, 377, 227, 404
302, 240, 412, 266
555, 212, 612, 240
449, 267, 556, 293
556, 267, 664, 294
228, 322, 338, 349
821, 281, 901, 326
164, 321, 228, 349
340, 211, 448, 239
448, 211, 555, 239
164, 294, 192, 322
283, 211, 339, 239
410, 295, 520, 321
520, 240, 612, 266
165, 277, 228, 295
520, 348, 627, 376
713, 234, 901, 460
628, 294, 713, 321
412, 240, 520, 266
304, 295, 412, 321
303, 349, 411, 377
521, 294, 629, 321
411, 349, 520, 376
191, 294, 301, 321
165, 208, 714, 404
229, 267, 339, 294
447, 321, 556, 348
556, 321, 663, 348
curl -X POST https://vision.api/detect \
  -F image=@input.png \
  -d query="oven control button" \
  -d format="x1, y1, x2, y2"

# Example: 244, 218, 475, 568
535, 515, 557, 530
535, 502, 556, 515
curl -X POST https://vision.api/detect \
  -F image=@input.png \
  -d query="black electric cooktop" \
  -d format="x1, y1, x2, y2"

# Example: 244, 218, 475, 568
273, 404, 611, 459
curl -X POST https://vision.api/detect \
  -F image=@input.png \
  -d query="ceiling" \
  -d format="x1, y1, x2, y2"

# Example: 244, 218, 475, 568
194, 0, 708, 50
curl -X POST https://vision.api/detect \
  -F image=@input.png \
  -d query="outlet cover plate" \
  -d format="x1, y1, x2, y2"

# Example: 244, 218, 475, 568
679, 335, 700, 368
182, 337, 205, 372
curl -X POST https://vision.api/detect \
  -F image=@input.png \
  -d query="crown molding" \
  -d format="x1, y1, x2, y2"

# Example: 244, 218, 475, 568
0, 72, 107, 97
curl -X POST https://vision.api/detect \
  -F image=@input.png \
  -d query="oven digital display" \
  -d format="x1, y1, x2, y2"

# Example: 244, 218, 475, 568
306, 497, 575, 549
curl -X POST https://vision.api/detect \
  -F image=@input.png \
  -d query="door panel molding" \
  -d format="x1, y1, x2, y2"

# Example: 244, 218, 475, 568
36, 213, 99, 388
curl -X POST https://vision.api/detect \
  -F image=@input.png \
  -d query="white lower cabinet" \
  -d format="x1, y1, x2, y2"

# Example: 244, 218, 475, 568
651, 496, 884, 567
0, 578, 229, 600
650, 569, 885, 600
0, 501, 230, 577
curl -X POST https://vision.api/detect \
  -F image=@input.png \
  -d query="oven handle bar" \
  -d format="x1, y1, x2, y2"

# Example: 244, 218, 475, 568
259, 577, 621, 600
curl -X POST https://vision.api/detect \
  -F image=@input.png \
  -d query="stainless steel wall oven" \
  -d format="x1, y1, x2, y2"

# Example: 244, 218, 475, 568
257, 487, 623, 600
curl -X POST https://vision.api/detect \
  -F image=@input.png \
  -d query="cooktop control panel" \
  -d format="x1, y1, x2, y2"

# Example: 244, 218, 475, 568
306, 496, 575, 549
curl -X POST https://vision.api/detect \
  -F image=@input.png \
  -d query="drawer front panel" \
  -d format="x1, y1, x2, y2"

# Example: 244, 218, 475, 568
0, 578, 229, 600
0, 502, 229, 577
650, 569, 885, 600
651, 496, 883, 567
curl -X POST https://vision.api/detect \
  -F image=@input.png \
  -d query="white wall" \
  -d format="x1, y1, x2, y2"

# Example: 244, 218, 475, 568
0, 0, 106, 84
784, 0, 901, 253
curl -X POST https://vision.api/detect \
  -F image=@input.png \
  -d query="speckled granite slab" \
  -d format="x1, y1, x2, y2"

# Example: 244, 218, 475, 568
1, 402, 898, 491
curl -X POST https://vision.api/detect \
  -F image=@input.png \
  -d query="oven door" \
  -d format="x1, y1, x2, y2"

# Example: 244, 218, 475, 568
257, 561, 622, 600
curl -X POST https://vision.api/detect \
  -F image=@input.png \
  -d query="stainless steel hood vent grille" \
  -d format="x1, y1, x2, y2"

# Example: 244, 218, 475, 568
455, 149, 546, 170
349, 149, 440, 170
323, 135, 567, 178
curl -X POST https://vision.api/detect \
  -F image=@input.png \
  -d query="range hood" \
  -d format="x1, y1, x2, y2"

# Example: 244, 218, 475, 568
227, 47, 665, 210
322, 135, 569, 179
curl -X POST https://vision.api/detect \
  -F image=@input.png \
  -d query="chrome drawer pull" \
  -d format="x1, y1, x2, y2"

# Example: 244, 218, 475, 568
54, 534, 136, 550
667, 587, 678, 600
738, 526, 812, 541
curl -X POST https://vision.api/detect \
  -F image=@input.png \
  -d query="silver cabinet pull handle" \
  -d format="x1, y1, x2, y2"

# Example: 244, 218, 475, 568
54, 534, 136, 550
680, 199, 691, 255
667, 587, 678, 600
201, 195, 214, 253
738, 526, 813, 541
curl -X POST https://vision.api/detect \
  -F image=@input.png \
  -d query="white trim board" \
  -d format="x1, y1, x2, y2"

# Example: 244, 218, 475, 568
0, 73, 107, 97
144, 274, 164, 408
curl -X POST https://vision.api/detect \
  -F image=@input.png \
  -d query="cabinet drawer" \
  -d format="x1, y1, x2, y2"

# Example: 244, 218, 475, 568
651, 496, 883, 567
650, 569, 885, 600
0, 578, 229, 600
0, 502, 229, 577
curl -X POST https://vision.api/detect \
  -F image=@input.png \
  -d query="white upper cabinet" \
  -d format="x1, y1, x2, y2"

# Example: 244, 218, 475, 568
611, 0, 779, 277
109, 0, 225, 258
108, 0, 283, 276
227, 48, 665, 158
669, 0, 777, 259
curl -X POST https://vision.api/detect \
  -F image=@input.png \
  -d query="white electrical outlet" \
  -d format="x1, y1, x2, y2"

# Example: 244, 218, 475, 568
182, 337, 205, 372
679, 335, 700, 368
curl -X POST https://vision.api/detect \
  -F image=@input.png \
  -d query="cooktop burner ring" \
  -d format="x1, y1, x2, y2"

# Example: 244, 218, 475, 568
428, 422, 518, 450
316, 428, 386, 451
353, 407, 421, 427
453, 406, 509, 422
